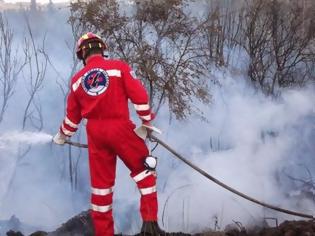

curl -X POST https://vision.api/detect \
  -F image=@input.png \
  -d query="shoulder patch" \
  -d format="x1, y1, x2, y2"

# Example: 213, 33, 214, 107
81, 68, 109, 96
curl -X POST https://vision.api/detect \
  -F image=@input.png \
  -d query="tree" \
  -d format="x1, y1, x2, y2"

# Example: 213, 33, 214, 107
30, 0, 37, 12
199, 0, 245, 67
241, 0, 274, 93
70, 0, 315, 109
58, 14, 86, 190
239, 0, 315, 95
22, 16, 48, 131
0, 15, 49, 210
268, 0, 315, 92
70, 0, 210, 119
0, 14, 26, 124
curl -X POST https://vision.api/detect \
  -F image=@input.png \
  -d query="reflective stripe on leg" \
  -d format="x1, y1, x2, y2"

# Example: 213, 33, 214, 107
91, 203, 112, 213
139, 186, 157, 195
91, 187, 113, 196
133, 170, 153, 182
91, 186, 114, 207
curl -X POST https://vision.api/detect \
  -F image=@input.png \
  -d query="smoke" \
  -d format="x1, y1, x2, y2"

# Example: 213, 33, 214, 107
0, 7, 91, 235
0, 131, 52, 149
152, 69, 315, 233
0, 3, 314, 236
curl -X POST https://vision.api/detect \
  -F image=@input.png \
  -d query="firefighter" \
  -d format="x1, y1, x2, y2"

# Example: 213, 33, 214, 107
53, 32, 164, 236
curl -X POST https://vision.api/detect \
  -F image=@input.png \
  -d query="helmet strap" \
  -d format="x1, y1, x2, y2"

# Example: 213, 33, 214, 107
82, 48, 87, 65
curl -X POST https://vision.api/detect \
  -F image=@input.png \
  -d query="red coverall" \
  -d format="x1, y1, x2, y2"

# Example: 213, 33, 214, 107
59, 55, 158, 235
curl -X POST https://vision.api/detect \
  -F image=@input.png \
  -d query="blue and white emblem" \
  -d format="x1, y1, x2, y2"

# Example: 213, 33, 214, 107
82, 68, 109, 96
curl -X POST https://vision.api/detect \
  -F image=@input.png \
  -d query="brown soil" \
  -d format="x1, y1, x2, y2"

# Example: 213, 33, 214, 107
5, 211, 315, 236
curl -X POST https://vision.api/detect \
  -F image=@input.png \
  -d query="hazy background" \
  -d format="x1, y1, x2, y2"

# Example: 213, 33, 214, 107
0, 1, 314, 235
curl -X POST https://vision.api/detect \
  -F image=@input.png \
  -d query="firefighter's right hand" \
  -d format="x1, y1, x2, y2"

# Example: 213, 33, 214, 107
142, 122, 162, 135
142, 121, 153, 135
53, 131, 67, 145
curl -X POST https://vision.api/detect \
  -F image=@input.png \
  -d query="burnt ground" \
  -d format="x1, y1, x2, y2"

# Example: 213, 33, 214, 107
5, 211, 315, 236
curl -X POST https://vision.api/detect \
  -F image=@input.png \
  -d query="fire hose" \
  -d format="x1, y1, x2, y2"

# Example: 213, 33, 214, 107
65, 135, 314, 219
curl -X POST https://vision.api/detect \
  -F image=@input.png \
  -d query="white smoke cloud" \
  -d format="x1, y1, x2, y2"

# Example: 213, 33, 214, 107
152, 69, 315, 233
0, 5, 314, 236
0, 131, 52, 149
0, 9, 91, 235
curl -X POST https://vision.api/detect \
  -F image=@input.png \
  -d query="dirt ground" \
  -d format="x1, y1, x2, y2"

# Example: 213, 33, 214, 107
5, 211, 315, 236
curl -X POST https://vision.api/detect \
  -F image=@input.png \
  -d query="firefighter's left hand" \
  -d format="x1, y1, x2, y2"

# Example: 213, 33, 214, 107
53, 131, 67, 145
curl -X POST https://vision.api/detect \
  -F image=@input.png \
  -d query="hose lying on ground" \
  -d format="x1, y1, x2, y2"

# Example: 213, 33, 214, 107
65, 135, 315, 219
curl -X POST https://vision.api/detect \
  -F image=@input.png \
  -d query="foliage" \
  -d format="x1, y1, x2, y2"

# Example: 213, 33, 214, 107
70, 0, 210, 119
240, 0, 315, 95
70, 0, 315, 112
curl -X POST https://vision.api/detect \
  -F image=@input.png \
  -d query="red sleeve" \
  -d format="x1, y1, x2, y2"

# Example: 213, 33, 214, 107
121, 62, 154, 122
59, 83, 82, 137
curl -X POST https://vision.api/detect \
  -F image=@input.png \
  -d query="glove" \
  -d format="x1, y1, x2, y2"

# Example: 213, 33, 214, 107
142, 122, 162, 135
142, 121, 153, 135
134, 123, 162, 140
53, 131, 67, 145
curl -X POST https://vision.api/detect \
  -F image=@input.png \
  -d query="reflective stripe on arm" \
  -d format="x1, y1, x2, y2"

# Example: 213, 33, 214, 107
61, 124, 75, 137
72, 77, 82, 92
134, 103, 150, 111
133, 103, 154, 121
65, 116, 79, 129
140, 114, 152, 121
107, 69, 121, 77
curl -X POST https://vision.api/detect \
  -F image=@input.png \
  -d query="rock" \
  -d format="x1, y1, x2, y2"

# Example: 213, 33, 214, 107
29, 231, 48, 236
7, 211, 315, 236
6, 230, 24, 236
48, 210, 94, 236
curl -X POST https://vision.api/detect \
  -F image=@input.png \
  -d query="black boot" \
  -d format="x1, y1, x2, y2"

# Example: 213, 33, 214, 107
141, 221, 166, 236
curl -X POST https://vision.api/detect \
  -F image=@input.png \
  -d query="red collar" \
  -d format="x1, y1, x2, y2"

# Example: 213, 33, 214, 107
85, 54, 103, 64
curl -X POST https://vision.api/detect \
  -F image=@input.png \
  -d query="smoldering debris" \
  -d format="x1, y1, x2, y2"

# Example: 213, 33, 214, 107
0, 215, 39, 236
4, 211, 93, 236
48, 211, 93, 236
5, 211, 315, 236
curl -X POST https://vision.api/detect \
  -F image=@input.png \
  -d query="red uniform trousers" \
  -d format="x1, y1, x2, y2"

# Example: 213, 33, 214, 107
86, 119, 158, 236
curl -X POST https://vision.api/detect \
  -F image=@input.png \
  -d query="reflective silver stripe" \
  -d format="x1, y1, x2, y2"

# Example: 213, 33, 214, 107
133, 170, 152, 182
91, 187, 113, 196
139, 186, 156, 195
140, 114, 151, 121
61, 124, 75, 136
65, 116, 78, 129
107, 69, 121, 77
134, 104, 150, 111
91, 203, 112, 213
72, 77, 82, 91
